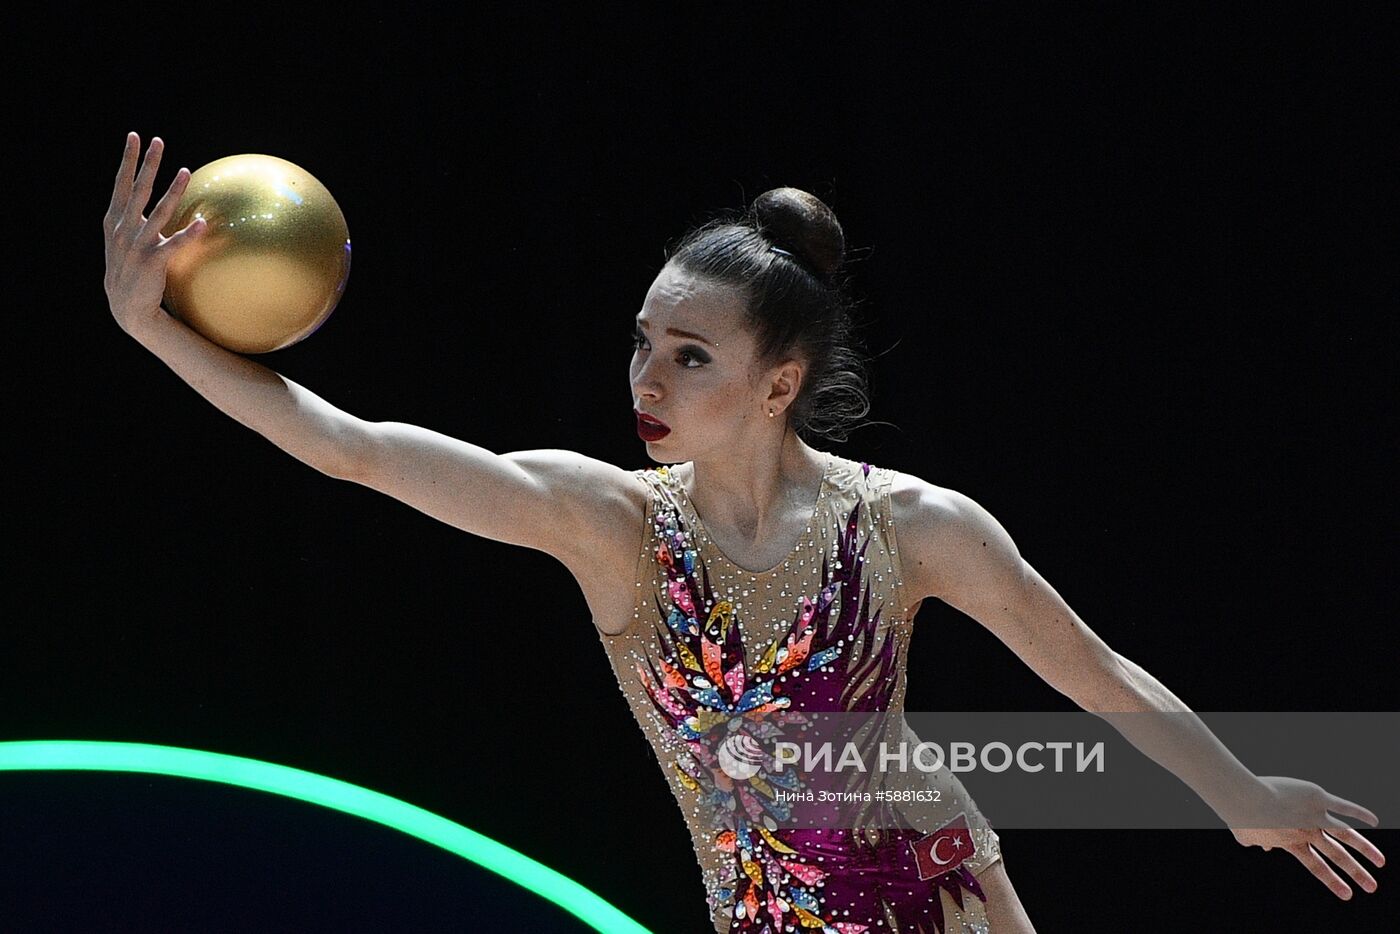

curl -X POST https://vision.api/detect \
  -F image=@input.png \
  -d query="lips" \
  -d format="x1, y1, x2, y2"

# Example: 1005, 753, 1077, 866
636, 411, 670, 441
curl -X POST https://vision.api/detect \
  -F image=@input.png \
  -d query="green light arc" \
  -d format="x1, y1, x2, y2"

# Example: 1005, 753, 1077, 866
0, 741, 650, 934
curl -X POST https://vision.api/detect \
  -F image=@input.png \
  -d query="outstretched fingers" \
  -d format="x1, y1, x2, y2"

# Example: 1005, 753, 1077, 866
107, 132, 140, 228
1325, 792, 1378, 827
1290, 841, 1354, 900
139, 167, 193, 247
1325, 816, 1386, 869
1315, 829, 1379, 894
121, 136, 164, 230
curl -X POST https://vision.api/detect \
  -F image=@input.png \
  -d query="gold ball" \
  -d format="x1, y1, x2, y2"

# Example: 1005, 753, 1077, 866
160, 154, 351, 354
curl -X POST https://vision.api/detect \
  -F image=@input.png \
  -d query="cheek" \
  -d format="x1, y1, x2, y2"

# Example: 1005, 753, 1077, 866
713, 378, 755, 415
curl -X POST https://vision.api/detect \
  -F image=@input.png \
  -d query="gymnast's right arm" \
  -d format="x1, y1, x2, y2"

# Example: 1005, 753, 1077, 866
104, 133, 639, 561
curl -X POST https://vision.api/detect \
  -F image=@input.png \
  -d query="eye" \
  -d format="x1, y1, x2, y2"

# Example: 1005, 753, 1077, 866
631, 327, 708, 369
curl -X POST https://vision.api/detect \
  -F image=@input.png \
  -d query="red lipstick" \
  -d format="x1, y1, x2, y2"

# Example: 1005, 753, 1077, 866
636, 411, 670, 441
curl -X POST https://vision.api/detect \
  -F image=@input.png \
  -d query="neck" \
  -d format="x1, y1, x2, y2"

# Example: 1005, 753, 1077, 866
682, 431, 827, 544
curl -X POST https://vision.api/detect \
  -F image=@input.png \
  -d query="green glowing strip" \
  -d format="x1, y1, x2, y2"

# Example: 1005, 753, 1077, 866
0, 741, 650, 934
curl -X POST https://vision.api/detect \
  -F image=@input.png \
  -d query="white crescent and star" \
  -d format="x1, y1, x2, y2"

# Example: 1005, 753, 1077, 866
930, 831, 968, 865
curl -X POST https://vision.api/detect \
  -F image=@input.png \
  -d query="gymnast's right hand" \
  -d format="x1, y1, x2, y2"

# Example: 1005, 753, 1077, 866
104, 133, 207, 336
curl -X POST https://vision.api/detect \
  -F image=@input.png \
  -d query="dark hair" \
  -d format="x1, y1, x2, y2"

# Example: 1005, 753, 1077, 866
663, 187, 874, 444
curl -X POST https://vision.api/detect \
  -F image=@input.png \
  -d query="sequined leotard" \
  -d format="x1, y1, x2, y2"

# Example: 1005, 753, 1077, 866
596, 452, 1002, 933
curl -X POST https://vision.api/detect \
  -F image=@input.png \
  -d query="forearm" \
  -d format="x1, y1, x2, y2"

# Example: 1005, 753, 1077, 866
1090, 652, 1266, 821
124, 310, 364, 478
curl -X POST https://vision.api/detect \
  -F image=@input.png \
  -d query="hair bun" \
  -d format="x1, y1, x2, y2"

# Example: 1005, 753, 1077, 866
751, 188, 845, 278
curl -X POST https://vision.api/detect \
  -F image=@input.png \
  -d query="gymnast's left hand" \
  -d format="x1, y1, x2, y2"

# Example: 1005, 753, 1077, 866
1228, 775, 1384, 900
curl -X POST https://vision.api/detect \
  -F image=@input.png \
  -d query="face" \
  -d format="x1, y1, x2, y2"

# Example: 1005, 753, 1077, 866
630, 263, 802, 461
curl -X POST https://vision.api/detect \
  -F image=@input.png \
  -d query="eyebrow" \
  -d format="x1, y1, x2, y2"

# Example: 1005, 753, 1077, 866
635, 316, 715, 347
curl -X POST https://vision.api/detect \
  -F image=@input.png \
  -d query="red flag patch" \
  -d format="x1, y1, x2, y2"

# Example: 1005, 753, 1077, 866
910, 812, 976, 880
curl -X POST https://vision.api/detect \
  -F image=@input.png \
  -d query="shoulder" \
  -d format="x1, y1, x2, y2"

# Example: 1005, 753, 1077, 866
887, 469, 1018, 603
500, 449, 652, 561
886, 469, 978, 541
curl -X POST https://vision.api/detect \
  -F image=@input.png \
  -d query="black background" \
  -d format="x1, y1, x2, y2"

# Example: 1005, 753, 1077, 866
5, 5, 1395, 931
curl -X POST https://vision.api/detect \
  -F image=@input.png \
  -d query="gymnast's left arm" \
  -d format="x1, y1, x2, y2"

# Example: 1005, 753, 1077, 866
893, 477, 1385, 900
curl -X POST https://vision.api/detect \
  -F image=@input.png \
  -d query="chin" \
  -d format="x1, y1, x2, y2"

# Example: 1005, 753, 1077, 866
645, 440, 684, 464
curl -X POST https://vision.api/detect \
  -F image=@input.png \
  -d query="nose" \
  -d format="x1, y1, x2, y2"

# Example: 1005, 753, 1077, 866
631, 358, 663, 401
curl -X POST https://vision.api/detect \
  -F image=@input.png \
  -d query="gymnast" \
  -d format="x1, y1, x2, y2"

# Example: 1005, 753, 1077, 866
103, 132, 1384, 932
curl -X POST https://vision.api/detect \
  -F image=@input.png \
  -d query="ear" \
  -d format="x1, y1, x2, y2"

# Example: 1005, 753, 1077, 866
764, 356, 805, 413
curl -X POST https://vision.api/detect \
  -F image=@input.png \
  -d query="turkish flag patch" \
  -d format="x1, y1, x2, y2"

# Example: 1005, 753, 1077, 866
910, 812, 976, 880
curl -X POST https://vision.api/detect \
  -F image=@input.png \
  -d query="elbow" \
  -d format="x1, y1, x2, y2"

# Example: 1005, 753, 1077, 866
1077, 650, 1147, 714
319, 454, 362, 482
318, 418, 376, 482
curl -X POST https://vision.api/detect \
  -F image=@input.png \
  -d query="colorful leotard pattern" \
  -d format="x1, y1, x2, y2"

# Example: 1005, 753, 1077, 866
596, 452, 1002, 933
